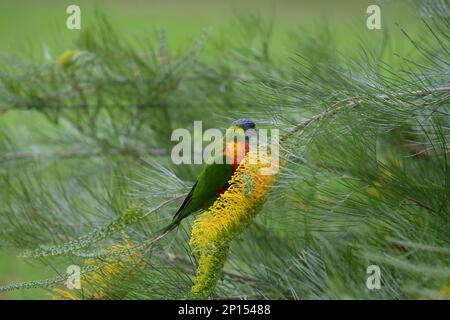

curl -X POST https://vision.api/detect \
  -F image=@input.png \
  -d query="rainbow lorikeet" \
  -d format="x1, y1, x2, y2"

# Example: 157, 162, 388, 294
161, 119, 256, 233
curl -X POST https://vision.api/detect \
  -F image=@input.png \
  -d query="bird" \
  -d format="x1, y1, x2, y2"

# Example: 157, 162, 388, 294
160, 118, 256, 234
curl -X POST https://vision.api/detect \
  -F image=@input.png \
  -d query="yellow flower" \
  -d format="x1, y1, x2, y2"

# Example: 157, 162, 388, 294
52, 287, 78, 300
57, 50, 79, 68
366, 181, 382, 198
442, 286, 450, 296
189, 151, 278, 299
51, 240, 144, 300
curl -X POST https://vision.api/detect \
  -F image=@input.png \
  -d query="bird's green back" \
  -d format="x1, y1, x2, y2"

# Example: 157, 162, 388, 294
172, 126, 246, 222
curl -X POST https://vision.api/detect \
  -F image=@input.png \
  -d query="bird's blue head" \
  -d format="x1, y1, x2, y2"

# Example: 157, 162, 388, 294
232, 118, 256, 131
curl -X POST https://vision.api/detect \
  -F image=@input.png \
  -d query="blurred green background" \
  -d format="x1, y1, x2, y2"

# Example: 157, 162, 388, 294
0, 0, 423, 299
0, 0, 421, 59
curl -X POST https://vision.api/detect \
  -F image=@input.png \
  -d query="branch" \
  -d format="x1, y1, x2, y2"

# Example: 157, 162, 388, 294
0, 146, 167, 164
165, 252, 258, 284
281, 86, 450, 142
280, 98, 358, 142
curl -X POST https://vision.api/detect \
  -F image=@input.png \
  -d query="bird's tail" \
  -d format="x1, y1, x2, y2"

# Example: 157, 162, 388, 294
155, 218, 181, 236
144, 218, 181, 245
153, 194, 192, 238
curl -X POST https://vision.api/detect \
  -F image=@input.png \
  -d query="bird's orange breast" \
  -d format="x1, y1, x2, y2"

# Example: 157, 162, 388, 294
224, 141, 249, 170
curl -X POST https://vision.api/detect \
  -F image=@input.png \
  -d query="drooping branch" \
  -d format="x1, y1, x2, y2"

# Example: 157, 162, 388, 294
281, 86, 450, 142
0, 146, 168, 164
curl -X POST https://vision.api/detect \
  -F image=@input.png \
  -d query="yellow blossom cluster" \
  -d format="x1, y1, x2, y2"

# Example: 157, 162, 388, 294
52, 241, 144, 300
189, 151, 278, 299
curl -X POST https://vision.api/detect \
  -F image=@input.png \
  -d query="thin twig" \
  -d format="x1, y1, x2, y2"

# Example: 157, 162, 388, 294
280, 98, 358, 142
165, 252, 258, 283
0, 146, 167, 164
281, 86, 450, 142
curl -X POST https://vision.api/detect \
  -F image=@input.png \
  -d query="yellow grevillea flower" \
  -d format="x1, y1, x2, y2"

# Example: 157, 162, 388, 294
442, 286, 450, 296
57, 50, 79, 68
366, 181, 382, 198
52, 240, 144, 300
52, 287, 78, 300
189, 151, 278, 299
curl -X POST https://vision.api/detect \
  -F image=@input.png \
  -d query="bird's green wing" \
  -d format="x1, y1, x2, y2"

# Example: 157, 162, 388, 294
170, 126, 245, 224
172, 161, 233, 222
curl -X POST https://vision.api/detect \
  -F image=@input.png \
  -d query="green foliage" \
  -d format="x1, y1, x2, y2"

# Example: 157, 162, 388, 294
0, 3, 449, 300
20, 203, 144, 258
